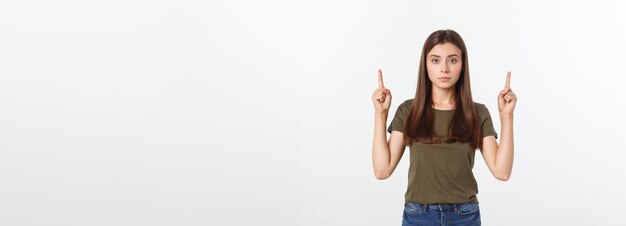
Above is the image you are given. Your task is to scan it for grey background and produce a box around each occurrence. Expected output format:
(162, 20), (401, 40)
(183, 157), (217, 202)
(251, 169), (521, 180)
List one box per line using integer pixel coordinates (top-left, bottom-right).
(1, 0), (625, 225)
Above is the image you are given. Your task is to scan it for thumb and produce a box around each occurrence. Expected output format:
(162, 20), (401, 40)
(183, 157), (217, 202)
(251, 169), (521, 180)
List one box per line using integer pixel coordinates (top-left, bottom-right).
(384, 89), (392, 104)
(498, 89), (507, 104)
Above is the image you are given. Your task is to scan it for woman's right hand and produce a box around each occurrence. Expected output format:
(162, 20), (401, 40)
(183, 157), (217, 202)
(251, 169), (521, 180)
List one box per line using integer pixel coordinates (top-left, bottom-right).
(372, 69), (392, 114)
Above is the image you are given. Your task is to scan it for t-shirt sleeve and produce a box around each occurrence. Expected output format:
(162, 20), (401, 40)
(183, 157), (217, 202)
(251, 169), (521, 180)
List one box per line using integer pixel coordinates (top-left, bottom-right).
(387, 100), (411, 134)
(478, 104), (498, 139)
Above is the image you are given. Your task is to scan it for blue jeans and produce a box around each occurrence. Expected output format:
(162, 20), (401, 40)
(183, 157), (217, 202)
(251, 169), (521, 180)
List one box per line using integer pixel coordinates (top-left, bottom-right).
(402, 202), (481, 226)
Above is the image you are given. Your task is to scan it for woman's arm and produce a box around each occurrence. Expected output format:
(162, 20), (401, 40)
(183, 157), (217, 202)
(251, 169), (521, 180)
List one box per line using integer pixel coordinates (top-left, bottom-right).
(481, 71), (517, 181)
(481, 114), (514, 181)
(372, 112), (406, 180)
(371, 69), (406, 180)
(372, 112), (391, 179)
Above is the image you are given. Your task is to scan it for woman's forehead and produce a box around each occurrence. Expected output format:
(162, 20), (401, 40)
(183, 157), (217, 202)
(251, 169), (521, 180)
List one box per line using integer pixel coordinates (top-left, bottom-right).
(428, 43), (461, 57)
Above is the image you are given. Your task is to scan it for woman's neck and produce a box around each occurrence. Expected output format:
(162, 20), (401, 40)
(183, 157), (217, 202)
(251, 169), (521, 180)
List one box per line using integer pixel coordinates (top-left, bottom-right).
(431, 85), (456, 109)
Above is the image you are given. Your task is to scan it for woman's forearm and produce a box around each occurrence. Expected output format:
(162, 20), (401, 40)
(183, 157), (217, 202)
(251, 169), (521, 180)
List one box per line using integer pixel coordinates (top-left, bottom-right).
(496, 113), (514, 180)
(372, 112), (391, 179)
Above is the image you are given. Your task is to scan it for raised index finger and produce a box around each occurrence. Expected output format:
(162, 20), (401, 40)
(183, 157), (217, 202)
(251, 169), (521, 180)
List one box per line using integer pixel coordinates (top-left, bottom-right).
(504, 71), (511, 89)
(378, 69), (385, 88)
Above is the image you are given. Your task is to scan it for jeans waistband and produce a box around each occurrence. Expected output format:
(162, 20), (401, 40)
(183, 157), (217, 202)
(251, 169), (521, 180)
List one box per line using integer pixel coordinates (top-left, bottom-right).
(424, 203), (461, 210)
(407, 202), (474, 211)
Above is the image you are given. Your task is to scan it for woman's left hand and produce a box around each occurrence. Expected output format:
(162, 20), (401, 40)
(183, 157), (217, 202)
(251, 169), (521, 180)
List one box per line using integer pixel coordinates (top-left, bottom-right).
(498, 71), (517, 115)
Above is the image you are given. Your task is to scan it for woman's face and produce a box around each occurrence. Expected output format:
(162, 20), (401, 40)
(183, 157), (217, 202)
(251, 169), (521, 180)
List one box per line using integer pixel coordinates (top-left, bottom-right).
(426, 42), (463, 90)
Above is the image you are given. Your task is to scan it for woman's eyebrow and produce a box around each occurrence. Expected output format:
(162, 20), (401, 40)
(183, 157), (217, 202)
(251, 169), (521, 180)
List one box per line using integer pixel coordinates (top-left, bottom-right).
(429, 54), (459, 58)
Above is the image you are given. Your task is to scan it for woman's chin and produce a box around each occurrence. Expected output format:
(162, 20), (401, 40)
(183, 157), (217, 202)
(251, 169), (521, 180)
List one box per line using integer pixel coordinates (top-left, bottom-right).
(433, 83), (456, 90)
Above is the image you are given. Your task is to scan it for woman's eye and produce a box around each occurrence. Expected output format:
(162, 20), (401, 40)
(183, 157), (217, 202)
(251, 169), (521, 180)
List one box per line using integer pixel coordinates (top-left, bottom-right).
(449, 59), (457, 63)
(431, 59), (439, 63)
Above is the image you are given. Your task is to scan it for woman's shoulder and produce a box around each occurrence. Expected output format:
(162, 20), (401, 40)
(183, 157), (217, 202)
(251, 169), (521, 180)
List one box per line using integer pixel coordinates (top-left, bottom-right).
(398, 98), (415, 111)
(390, 99), (415, 114)
(472, 101), (487, 109)
(472, 101), (492, 118)
(397, 98), (414, 109)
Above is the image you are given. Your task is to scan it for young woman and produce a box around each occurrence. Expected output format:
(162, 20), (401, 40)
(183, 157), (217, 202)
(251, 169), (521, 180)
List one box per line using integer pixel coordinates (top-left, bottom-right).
(371, 29), (517, 226)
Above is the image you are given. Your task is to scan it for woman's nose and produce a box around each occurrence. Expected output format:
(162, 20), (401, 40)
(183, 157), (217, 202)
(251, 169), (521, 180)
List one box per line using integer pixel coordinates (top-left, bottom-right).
(440, 63), (449, 73)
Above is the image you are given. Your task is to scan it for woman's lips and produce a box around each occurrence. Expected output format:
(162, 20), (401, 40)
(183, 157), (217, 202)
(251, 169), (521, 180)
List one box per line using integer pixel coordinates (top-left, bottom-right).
(439, 77), (451, 82)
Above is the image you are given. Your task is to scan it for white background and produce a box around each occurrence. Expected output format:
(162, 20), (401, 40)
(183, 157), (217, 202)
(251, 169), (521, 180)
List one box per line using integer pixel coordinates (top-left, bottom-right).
(1, 0), (625, 225)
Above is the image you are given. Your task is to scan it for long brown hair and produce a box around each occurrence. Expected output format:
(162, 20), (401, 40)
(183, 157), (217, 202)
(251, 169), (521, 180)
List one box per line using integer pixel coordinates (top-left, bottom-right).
(403, 29), (483, 150)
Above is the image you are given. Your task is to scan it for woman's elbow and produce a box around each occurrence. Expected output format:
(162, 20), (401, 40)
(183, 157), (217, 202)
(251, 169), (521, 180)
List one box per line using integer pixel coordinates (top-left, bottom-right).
(375, 171), (390, 180)
(495, 173), (510, 181)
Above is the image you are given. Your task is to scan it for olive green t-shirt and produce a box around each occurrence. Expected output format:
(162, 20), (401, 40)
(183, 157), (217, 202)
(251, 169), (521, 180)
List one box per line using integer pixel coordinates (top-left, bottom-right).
(387, 98), (498, 205)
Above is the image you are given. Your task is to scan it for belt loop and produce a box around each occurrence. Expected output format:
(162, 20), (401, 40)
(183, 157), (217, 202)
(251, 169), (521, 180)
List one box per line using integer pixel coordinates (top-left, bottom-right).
(453, 203), (458, 213)
(422, 204), (428, 213)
